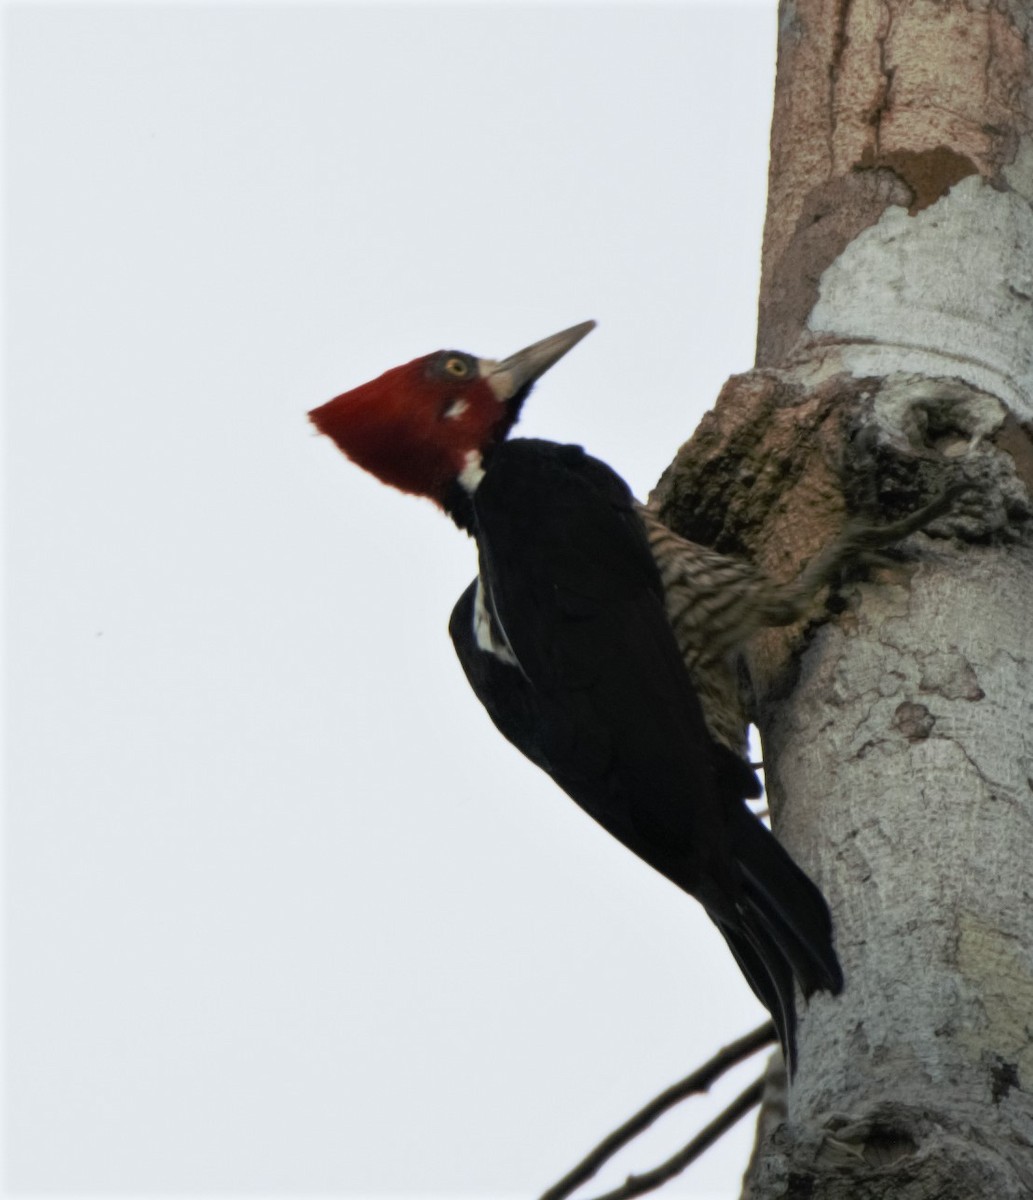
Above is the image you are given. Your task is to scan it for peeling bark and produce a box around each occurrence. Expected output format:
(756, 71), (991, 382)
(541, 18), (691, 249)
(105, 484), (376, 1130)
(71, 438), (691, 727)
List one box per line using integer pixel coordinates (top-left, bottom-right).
(758, 0), (1033, 374)
(652, 1), (1033, 1196)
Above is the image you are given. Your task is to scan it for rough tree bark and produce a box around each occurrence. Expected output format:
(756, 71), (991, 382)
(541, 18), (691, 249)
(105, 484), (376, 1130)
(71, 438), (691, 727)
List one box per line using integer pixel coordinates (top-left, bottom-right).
(651, 2), (1033, 1197)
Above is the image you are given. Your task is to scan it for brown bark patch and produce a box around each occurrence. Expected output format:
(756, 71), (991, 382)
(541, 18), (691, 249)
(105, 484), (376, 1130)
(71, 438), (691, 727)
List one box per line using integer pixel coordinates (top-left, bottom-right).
(893, 700), (935, 742)
(758, 0), (1032, 368)
(651, 369), (855, 564)
(859, 145), (978, 214)
(993, 415), (1033, 501)
(757, 169), (911, 367)
(918, 652), (985, 702)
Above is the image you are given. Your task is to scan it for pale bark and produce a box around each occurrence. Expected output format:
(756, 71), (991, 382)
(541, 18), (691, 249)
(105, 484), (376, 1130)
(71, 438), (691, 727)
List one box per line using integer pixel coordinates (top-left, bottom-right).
(653, 2), (1033, 1196)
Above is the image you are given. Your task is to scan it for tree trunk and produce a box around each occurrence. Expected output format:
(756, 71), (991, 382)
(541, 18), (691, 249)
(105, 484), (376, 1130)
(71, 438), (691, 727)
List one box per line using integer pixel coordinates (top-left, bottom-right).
(653, 2), (1033, 1196)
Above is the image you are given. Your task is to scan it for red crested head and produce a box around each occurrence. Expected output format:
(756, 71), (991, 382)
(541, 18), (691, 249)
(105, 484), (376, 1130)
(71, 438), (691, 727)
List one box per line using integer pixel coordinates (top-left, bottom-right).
(309, 320), (595, 505)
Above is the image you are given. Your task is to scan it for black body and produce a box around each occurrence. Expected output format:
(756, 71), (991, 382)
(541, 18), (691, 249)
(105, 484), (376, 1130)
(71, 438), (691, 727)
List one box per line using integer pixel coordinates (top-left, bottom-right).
(448, 438), (842, 1069)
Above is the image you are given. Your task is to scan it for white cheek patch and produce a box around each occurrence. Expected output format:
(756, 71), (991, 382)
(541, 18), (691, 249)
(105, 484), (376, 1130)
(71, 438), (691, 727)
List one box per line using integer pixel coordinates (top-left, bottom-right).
(458, 449), (486, 494)
(474, 577), (519, 667)
(478, 358), (512, 403)
(443, 397), (468, 420)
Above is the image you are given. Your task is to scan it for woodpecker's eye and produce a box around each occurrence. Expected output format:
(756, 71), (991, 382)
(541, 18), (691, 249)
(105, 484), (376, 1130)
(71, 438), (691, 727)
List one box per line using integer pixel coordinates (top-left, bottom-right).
(428, 351), (476, 384)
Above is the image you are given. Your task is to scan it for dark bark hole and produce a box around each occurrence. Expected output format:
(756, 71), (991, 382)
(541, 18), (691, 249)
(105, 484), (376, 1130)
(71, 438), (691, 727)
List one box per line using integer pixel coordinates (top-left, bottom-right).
(861, 1123), (918, 1166)
(990, 1055), (1020, 1104)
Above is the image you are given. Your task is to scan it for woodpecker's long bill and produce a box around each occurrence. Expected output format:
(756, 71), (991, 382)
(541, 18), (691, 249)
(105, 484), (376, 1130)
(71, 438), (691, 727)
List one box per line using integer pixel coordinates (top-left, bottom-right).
(310, 321), (843, 1071)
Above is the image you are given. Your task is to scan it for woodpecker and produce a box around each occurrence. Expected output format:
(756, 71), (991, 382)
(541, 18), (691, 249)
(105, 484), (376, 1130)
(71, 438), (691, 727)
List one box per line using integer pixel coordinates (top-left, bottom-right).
(310, 320), (845, 1070)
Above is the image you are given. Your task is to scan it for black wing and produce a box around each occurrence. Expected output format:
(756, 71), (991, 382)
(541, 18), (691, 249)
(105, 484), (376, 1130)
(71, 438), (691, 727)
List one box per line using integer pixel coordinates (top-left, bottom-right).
(468, 441), (728, 862)
(449, 439), (841, 1069)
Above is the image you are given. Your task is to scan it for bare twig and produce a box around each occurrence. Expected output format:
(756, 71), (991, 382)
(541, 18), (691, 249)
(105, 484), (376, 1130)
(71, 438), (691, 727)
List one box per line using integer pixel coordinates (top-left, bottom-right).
(539, 1021), (775, 1200)
(582, 1077), (765, 1200)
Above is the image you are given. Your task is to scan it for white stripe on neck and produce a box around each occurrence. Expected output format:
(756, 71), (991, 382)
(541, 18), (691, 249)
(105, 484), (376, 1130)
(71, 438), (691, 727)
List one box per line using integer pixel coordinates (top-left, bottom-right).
(458, 449), (485, 493)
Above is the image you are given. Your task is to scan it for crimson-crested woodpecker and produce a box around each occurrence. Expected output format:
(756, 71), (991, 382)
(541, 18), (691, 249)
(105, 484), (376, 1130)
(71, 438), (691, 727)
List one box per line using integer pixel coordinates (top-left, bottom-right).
(309, 320), (844, 1070)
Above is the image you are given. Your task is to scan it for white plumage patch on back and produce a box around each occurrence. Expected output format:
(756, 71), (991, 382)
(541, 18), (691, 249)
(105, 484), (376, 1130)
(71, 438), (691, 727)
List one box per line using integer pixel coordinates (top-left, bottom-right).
(473, 576), (519, 667)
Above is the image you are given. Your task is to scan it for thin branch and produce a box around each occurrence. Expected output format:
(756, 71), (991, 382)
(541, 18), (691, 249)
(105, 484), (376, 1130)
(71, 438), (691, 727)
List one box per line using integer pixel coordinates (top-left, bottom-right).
(539, 1021), (775, 1200)
(583, 1077), (765, 1200)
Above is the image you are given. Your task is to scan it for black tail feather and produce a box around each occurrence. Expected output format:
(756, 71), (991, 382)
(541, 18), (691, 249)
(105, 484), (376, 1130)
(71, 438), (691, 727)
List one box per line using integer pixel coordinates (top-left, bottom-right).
(718, 921), (798, 1073)
(732, 808), (843, 997)
(712, 807), (843, 1074)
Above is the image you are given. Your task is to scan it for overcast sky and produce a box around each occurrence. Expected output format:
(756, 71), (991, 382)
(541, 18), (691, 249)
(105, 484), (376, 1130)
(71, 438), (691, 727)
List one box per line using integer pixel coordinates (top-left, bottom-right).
(5, 3), (778, 1197)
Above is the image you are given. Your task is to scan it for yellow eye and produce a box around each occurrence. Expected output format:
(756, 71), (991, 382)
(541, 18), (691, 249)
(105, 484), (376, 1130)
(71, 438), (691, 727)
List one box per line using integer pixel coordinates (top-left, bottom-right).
(444, 357), (468, 377)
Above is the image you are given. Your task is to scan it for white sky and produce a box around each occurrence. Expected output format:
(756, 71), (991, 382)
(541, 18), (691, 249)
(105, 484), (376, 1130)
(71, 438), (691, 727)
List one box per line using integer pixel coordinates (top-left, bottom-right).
(4, 2), (779, 1197)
